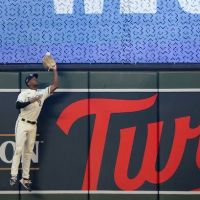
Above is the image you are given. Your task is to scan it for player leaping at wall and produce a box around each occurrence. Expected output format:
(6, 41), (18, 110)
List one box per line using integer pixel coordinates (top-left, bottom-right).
(10, 53), (58, 191)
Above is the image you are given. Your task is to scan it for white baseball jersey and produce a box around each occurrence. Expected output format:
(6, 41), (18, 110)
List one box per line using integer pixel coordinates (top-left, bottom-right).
(17, 87), (51, 122)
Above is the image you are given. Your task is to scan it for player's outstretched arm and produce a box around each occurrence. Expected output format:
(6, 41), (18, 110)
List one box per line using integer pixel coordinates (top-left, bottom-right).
(49, 65), (59, 94)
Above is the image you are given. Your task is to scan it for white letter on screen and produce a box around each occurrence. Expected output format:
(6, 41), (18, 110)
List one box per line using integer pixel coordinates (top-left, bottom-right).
(54, 0), (104, 14)
(178, 0), (200, 14)
(54, 0), (74, 14)
(120, 0), (157, 14)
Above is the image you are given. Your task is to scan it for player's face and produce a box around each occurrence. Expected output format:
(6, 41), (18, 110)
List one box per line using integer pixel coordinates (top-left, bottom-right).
(28, 77), (38, 88)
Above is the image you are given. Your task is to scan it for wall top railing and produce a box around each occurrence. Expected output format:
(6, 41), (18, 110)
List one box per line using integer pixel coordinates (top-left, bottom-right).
(0, 63), (200, 72)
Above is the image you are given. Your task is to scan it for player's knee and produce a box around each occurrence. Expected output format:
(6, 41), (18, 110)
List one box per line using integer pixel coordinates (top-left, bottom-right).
(25, 148), (33, 154)
(15, 147), (23, 155)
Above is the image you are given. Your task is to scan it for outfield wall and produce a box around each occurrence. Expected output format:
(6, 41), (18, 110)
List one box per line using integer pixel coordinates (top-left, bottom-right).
(0, 70), (200, 200)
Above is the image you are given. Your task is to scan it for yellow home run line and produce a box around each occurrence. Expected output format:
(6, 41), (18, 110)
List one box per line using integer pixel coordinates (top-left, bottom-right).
(0, 134), (40, 136)
(0, 168), (39, 171)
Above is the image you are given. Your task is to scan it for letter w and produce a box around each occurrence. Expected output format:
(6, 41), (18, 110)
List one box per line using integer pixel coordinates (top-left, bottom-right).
(54, 0), (200, 14)
(53, 0), (104, 14)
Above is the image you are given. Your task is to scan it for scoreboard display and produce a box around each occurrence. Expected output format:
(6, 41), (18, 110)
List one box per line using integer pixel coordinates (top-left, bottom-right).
(0, 0), (200, 63)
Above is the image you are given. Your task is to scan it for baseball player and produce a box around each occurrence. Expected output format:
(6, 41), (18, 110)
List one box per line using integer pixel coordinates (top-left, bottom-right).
(10, 65), (58, 191)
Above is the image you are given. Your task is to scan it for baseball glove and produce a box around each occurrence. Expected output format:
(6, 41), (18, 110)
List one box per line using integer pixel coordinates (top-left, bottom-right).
(42, 52), (56, 70)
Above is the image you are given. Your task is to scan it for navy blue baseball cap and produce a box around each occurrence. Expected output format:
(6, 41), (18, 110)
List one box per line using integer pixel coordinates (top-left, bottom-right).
(25, 73), (38, 86)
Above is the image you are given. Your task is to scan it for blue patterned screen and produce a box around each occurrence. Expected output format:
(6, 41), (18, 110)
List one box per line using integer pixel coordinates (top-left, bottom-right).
(0, 0), (200, 63)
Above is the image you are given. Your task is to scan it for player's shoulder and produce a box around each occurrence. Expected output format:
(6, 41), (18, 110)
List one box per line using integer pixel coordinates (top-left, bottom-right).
(36, 86), (47, 94)
(37, 86), (50, 92)
(19, 89), (32, 96)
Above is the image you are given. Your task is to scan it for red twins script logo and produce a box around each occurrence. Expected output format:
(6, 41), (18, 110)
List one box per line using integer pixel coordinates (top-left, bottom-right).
(56, 94), (200, 190)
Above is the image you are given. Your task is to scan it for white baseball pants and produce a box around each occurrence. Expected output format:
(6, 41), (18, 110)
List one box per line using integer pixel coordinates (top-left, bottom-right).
(11, 117), (37, 179)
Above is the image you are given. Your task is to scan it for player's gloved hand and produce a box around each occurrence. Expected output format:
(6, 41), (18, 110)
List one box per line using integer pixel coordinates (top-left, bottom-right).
(42, 52), (56, 71)
(29, 95), (42, 103)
